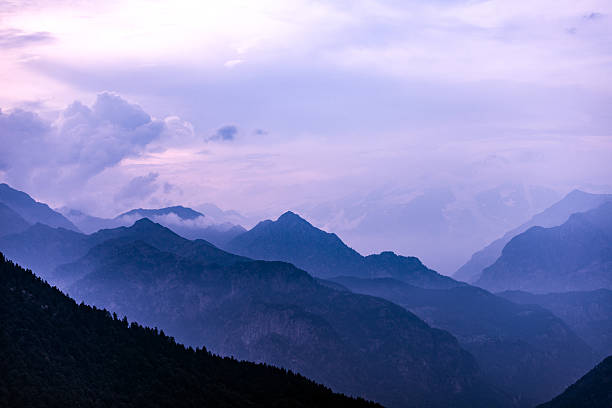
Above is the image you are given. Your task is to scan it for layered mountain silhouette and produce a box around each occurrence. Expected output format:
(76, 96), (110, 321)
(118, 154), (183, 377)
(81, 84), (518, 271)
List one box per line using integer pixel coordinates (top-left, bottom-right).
(331, 276), (595, 406)
(62, 204), (246, 247)
(0, 253), (378, 408)
(476, 202), (612, 293)
(500, 289), (612, 357)
(0, 216), (506, 407)
(537, 355), (612, 408)
(455, 190), (612, 283)
(227, 211), (460, 288)
(0, 183), (79, 231)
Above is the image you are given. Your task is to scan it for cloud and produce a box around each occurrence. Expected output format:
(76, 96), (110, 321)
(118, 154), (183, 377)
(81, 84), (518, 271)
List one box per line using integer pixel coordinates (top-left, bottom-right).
(0, 29), (53, 49)
(210, 125), (238, 141)
(114, 172), (160, 205)
(584, 12), (604, 20)
(0, 92), (199, 200)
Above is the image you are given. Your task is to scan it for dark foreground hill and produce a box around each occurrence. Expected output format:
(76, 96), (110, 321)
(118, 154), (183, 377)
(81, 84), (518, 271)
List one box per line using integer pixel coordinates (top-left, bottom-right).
(537, 356), (612, 408)
(0, 253), (378, 408)
(332, 276), (595, 407)
(476, 202), (612, 293)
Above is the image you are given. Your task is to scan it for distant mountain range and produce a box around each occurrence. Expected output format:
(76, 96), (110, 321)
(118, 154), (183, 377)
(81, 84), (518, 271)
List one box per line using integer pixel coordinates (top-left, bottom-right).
(475, 202), (612, 293)
(330, 276), (595, 406)
(500, 289), (612, 358)
(226, 211), (460, 288)
(0, 183), (79, 231)
(60, 204), (246, 247)
(0, 253), (378, 408)
(455, 190), (612, 283)
(537, 355), (612, 408)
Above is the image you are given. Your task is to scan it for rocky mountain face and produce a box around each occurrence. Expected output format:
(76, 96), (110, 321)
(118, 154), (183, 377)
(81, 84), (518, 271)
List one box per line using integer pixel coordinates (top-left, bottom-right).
(227, 211), (461, 288)
(61, 234), (505, 408)
(500, 289), (612, 358)
(455, 190), (612, 283)
(537, 355), (612, 408)
(0, 183), (79, 231)
(0, 253), (379, 408)
(331, 276), (595, 407)
(475, 202), (612, 293)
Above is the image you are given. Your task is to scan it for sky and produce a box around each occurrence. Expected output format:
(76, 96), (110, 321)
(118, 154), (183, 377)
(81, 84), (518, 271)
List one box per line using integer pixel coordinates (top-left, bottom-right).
(1, 0), (612, 273)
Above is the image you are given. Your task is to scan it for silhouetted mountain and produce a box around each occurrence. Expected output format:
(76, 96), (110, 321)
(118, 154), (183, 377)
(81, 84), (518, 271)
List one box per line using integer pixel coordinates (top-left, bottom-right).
(500, 289), (612, 358)
(0, 223), (89, 277)
(0, 253), (378, 408)
(61, 235), (506, 408)
(227, 211), (365, 278)
(227, 211), (461, 288)
(63, 205), (246, 247)
(537, 356), (612, 408)
(0, 183), (79, 231)
(331, 276), (595, 407)
(476, 202), (612, 293)
(0, 202), (30, 236)
(0, 218), (245, 286)
(455, 190), (612, 283)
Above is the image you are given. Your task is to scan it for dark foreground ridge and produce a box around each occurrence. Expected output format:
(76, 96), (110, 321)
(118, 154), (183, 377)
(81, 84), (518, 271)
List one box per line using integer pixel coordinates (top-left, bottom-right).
(0, 252), (378, 408)
(537, 355), (612, 408)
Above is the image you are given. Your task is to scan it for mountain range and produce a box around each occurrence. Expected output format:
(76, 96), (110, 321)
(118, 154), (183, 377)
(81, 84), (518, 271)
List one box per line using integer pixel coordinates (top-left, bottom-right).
(455, 190), (612, 283)
(475, 202), (612, 293)
(0, 253), (377, 408)
(226, 211), (460, 288)
(61, 204), (246, 247)
(59, 220), (505, 408)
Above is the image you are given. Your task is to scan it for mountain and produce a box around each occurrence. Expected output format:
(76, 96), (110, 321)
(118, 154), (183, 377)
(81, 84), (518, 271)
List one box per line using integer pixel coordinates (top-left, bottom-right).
(0, 202), (30, 236)
(227, 211), (461, 288)
(0, 218), (246, 286)
(500, 289), (612, 357)
(475, 202), (612, 293)
(60, 230), (506, 408)
(537, 356), (612, 408)
(63, 205), (246, 247)
(226, 211), (365, 277)
(0, 253), (377, 408)
(331, 276), (595, 407)
(300, 184), (561, 274)
(0, 183), (79, 231)
(455, 190), (612, 283)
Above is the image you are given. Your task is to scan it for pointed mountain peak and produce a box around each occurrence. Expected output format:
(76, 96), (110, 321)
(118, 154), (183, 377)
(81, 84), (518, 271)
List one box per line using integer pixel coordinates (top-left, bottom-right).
(277, 210), (309, 224)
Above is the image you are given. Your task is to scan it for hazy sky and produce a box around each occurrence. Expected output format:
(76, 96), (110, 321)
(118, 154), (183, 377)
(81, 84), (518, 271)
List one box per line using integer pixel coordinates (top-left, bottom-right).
(1, 0), (612, 269)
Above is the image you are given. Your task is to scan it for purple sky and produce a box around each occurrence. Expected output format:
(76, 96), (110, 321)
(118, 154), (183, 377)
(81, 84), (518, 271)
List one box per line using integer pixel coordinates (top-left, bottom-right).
(1, 0), (612, 273)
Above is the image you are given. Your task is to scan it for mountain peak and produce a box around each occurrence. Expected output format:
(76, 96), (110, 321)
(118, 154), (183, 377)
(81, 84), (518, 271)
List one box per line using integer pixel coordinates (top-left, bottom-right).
(278, 210), (306, 222)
